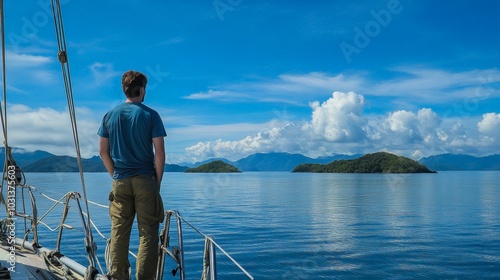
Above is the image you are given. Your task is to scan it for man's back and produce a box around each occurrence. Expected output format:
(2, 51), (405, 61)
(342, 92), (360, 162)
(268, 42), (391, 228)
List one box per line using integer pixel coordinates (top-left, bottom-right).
(98, 102), (165, 179)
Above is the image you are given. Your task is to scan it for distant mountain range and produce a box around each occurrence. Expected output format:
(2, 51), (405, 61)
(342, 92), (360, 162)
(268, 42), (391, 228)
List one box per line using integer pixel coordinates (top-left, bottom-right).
(419, 154), (500, 171)
(0, 148), (54, 168)
(0, 148), (499, 172)
(22, 155), (107, 172)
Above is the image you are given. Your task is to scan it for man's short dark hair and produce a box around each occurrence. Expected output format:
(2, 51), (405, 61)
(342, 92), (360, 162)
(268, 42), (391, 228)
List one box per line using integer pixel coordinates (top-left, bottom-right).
(122, 70), (148, 98)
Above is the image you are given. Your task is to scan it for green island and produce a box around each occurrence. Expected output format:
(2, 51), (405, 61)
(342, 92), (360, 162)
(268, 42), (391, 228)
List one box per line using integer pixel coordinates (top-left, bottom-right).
(185, 160), (241, 173)
(292, 152), (436, 173)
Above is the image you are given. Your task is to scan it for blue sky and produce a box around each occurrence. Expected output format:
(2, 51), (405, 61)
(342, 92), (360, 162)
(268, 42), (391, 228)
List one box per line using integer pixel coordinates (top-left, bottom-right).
(2, 0), (500, 163)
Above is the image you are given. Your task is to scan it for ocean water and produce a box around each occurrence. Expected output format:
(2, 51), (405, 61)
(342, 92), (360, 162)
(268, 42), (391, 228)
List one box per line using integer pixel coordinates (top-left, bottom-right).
(17, 171), (500, 279)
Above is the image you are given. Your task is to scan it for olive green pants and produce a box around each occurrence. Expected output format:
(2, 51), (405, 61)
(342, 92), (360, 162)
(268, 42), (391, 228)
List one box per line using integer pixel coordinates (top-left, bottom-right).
(108, 174), (164, 280)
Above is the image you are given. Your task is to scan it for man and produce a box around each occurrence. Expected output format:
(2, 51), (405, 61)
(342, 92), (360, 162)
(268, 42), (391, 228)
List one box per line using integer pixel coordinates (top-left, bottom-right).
(98, 70), (167, 280)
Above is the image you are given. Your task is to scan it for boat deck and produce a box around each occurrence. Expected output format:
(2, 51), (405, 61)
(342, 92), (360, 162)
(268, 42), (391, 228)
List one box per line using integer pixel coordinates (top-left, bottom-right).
(0, 240), (64, 280)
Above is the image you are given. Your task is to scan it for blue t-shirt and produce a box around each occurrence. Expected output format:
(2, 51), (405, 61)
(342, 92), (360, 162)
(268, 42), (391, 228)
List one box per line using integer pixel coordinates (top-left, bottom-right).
(97, 102), (167, 179)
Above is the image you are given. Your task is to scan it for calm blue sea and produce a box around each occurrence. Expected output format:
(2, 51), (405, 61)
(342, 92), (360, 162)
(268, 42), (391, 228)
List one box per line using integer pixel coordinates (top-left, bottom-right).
(20, 171), (500, 279)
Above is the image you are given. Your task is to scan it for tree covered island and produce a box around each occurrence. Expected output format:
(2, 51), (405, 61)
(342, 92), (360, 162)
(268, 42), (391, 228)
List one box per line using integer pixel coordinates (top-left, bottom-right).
(185, 160), (241, 173)
(292, 152), (436, 173)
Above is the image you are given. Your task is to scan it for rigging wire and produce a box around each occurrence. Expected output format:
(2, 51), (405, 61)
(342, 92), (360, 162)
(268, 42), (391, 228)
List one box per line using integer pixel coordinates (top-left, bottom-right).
(0, 0), (9, 206)
(0, 0), (8, 146)
(49, 0), (98, 272)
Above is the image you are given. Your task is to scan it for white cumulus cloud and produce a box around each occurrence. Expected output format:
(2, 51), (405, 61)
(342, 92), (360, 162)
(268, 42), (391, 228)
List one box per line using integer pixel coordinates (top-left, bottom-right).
(478, 113), (500, 137)
(185, 122), (308, 162)
(308, 91), (366, 142)
(3, 105), (100, 158)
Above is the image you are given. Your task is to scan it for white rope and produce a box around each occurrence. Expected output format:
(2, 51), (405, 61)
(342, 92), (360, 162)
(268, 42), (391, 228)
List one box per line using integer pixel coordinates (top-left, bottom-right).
(23, 183), (136, 275)
(20, 184), (111, 273)
(29, 185), (110, 240)
(87, 200), (109, 209)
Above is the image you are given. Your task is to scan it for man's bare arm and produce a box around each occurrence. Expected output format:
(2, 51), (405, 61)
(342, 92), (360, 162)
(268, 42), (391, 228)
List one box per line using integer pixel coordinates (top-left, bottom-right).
(153, 137), (165, 186)
(99, 137), (114, 177)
